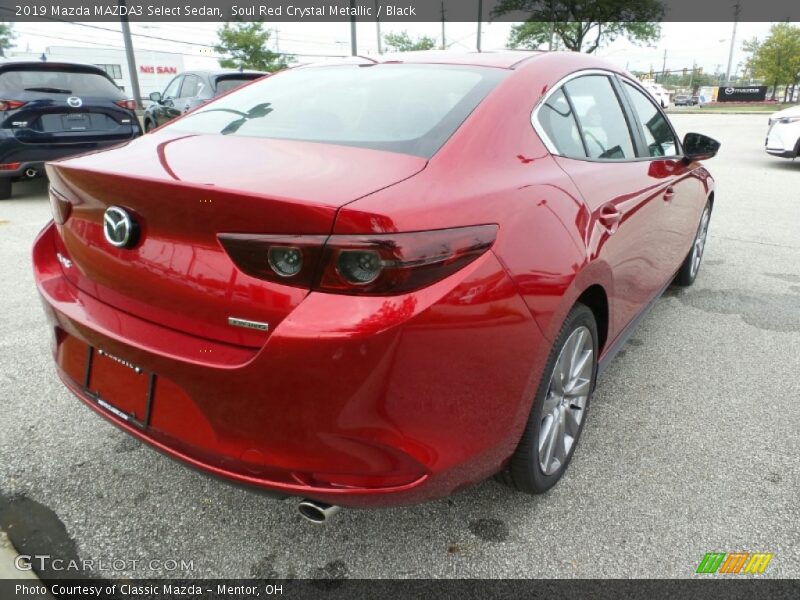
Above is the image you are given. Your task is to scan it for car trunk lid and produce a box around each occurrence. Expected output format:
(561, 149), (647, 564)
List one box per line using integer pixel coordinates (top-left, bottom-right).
(47, 133), (427, 348)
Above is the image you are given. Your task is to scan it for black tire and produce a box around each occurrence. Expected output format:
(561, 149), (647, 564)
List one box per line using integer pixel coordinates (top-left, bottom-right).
(0, 178), (11, 200)
(674, 200), (711, 287)
(500, 303), (598, 494)
(144, 120), (154, 133)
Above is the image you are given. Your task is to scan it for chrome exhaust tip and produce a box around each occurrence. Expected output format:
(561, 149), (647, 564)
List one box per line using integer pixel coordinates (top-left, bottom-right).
(25, 168), (37, 178)
(298, 499), (340, 524)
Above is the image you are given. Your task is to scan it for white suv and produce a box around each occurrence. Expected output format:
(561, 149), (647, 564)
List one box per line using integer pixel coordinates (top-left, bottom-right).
(766, 104), (800, 159)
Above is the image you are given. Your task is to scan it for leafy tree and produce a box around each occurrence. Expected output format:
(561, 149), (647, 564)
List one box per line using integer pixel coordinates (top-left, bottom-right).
(494, 0), (662, 53)
(0, 23), (16, 58)
(741, 24), (800, 100)
(215, 22), (291, 72)
(383, 31), (437, 52)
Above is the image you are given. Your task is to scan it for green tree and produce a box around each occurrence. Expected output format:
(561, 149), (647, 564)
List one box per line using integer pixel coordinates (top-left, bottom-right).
(494, 0), (662, 53)
(383, 31), (437, 52)
(214, 22), (291, 72)
(741, 24), (800, 100)
(0, 23), (16, 58)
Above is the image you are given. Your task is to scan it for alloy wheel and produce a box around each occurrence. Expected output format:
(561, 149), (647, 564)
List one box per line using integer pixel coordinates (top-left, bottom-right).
(538, 326), (594, 476)
(690, 207), (711, 278)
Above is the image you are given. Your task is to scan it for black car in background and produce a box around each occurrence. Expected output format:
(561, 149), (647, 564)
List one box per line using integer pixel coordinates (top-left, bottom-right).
(143, 69), (266, 131)
(0, 61), (141, 199)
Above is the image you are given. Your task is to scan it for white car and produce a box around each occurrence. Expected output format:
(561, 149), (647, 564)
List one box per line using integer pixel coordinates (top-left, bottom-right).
(766, 104), (800, 159)
(639, 81), (670, 108)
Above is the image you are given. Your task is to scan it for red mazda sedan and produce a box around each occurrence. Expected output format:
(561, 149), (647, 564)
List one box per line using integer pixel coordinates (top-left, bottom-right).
(33, 51), (719, 522)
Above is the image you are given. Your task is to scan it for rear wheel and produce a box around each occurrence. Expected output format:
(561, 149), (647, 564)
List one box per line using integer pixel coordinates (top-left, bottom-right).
(144, 120), (154, 133)
(500, 303), (598, 494)
(0, 178), (11, 200)
(674, 201), (711, 287)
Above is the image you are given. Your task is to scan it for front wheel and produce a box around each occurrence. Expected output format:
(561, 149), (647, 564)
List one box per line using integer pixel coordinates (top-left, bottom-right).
(674, 201), (711, 287)
(500, 303), (598, 494)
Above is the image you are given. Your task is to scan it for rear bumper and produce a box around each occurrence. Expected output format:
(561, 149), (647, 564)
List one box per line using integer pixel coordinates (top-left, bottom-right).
(33, 221), (546, 508)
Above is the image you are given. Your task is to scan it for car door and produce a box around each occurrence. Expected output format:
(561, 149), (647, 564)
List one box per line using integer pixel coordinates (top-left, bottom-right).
(177, 73), (203, 114)
(536, 72), (672, 342)
(619, 79), (706, 276)
(156, 75), (183, 126)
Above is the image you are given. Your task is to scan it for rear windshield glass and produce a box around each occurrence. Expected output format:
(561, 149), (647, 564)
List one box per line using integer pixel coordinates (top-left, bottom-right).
(0, 68), (123, 97)
(166, 64), (508, 158)
(214, 76), (261, 95)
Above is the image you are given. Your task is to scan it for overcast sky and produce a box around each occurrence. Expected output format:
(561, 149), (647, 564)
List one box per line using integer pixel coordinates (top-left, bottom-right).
(8, 20), (782, 77)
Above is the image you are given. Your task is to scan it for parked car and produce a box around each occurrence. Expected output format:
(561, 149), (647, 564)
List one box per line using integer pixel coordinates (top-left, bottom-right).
(765, 104), (800, 159)
(674, 94), (699, 106)
(33, 52), (719, 522)
(143, 69), (266, 131)
(0, 61), (140, 199)
(639, 81), (671, 108)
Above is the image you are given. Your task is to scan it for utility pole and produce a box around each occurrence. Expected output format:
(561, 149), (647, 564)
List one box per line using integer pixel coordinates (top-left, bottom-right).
(350, 0), (357, 56)
(274, 28), (280, 53)
(476, 0), (482, 52)
(440, 0), (446, 50)
(660, 48), (667, 84)
(375, 0), (382, 54)
(688, 60), (696, 90)
(119, 0), (142, 108)
(548, 0), (555, 51)
(725, 0), (741, 84)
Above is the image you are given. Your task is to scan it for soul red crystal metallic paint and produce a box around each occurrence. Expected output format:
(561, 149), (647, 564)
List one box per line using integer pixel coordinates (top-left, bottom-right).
(33, 52), (715, 508)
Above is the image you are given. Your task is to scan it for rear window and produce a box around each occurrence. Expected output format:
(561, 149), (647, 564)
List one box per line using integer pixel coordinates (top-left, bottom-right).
(166, 64), (508, 158)
(214, 76), (261, 95)
(0, 67), (123, 97)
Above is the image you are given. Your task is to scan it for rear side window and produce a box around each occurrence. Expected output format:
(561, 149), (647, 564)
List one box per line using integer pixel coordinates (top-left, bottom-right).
(623, 82), (678, 157)
(564, 75), (636, 160)
(214, 77), (259, 96)
(537, 88), (586, 158)
(165, 64), (508, 158)
(180, 74), (203, 98)
(0, 68), (123, 97)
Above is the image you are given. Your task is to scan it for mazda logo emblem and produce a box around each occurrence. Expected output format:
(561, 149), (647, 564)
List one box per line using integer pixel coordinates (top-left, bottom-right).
(103, 206), (139, 249)
(67, 96), (83, 108)
(724, 87), (734, 95)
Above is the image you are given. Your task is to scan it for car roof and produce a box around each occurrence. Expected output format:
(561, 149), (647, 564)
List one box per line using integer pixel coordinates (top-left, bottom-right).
(316, 50), (545, 70)
(0, 60), (110, 75)
(184, 69), (267, 77)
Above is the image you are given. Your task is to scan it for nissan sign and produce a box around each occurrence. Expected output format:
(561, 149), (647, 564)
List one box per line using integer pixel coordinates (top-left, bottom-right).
(716, 86), (768, 102)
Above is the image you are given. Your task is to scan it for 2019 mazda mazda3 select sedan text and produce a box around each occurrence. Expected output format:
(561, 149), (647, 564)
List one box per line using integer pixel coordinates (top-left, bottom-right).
(0, 61), (141, 199)
(33, 52), (719, 522)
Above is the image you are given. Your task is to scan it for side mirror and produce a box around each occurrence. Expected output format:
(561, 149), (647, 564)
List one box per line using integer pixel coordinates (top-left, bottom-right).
(148, 91), (162, 103)
(682, 132), (720, 162)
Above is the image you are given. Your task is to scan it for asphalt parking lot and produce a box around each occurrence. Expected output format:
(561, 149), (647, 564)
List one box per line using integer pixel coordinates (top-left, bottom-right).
(0, 113), (798, 579)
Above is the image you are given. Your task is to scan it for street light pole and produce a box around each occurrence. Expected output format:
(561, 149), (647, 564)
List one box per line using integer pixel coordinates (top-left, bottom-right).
(119, 0), (142, 108)
(349, 0), (357, 56)
(476, 0), (482, 52)
(725, 0), (741, 84)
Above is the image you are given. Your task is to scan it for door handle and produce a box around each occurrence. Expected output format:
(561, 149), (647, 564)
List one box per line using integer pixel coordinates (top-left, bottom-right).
(598, 204), (622, 233)
(663, 186), (675, 202)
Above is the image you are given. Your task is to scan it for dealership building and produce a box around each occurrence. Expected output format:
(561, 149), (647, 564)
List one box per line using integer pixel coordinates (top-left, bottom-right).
(8, 45), (186, 102)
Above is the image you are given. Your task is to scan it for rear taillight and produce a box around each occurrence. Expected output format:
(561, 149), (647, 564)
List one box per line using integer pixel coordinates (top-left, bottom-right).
(0, 100), (26, 111)
(115, 99), (138, 110)
(219, 225), (498, 295)
(48, 187), (72, 225)
(0, 162), (21, 171)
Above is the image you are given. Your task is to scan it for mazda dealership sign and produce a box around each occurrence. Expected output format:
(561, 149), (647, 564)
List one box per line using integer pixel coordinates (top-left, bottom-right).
(717, 86), (768, 102)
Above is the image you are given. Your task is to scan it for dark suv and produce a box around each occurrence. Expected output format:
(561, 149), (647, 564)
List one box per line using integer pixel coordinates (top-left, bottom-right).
(143, 69), (265, 132)
(0, 61), (141, 199)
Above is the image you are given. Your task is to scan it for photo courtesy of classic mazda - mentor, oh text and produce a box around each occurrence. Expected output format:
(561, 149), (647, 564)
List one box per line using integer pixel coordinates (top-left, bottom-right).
(32, 51), (719, 524)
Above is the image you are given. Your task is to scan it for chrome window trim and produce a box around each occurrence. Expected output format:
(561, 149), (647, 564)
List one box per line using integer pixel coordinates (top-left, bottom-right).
(531, 68), (684, 162)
